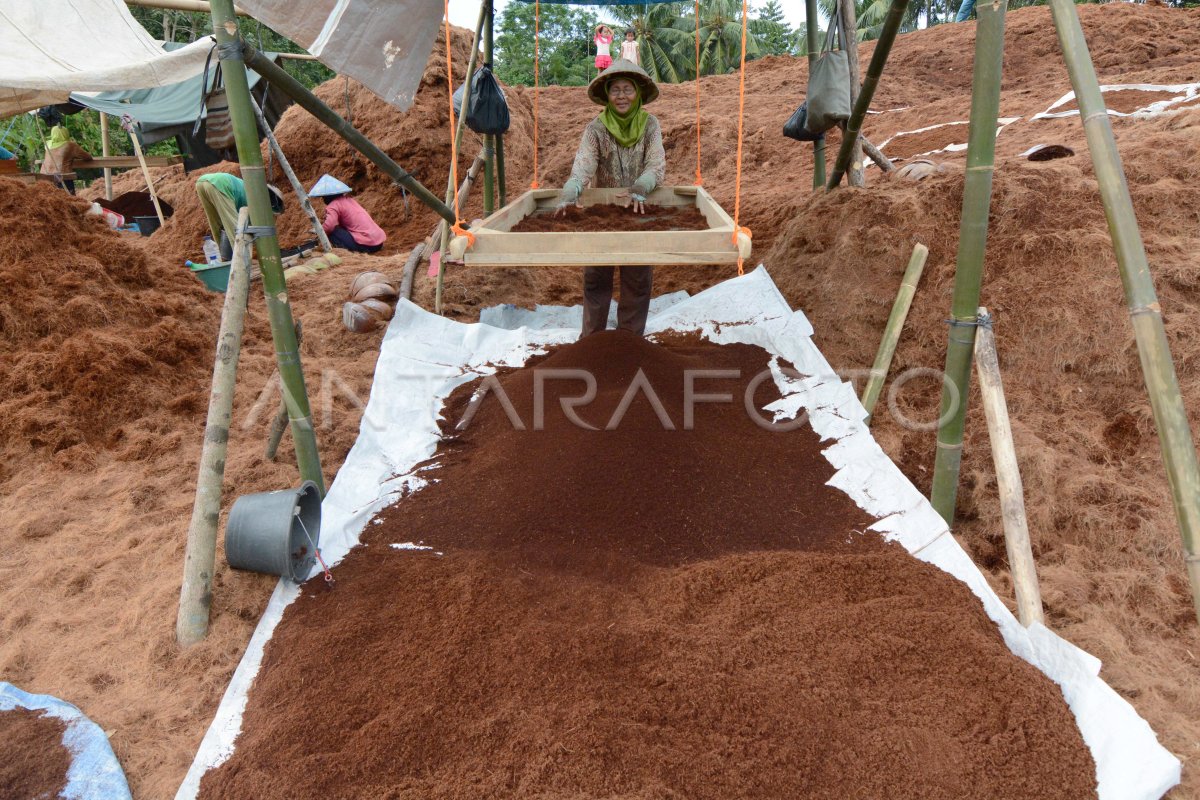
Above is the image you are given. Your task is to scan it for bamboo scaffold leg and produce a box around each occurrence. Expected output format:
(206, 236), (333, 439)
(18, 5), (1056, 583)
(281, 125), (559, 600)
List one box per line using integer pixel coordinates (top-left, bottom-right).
(211, 0), (325, 496)
(861, 244), (928, 422)
(176, 209), (252, 647)
(974, 308), (1044, 627)
(804, 0), (826, 189)
(1048, 0), (1200, 624)
(827, 0), (912, 190)
(250, 97), (332, 253)
(930, 0), (1007, 524)
(837, 0), (865, 187)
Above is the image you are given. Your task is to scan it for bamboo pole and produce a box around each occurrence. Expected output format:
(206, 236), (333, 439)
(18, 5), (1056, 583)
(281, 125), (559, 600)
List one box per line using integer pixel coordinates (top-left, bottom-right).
(1048, 0), (1200, 623)
(837, 0), (865, 187)
(973, 307), (1044, 627)
(265, 320), (304, 460)
(861, 243), (928, 421)
(483, 0), (496, 215)
(126, 0), (247, 15)
(436, 2), (489, 314)
(436, 152), (487, 314)
(242, 44), (455, 225)
(100, 112), (113, 201)
(805, 0), (826, 189)
(860, 134), (895, 173)
(211, 0), (325, 495)
(929, 0), (1006, 524)
(249, 97), (332, 253)
(496, 133), (507, 207)
(176, 208), (252, 647)
(119, 116), (166, 225)
(827, 0), (912, 190)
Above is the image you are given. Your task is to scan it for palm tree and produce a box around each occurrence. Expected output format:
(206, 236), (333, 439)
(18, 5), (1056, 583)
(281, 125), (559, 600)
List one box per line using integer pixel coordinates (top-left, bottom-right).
(608, 3), (695, 84)
(692, 0), (760, 76)
(818, 0), (920, 41)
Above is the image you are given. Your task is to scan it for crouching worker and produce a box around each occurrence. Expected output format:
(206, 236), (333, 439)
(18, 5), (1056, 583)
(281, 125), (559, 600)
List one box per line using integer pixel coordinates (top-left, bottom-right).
(309, 174), (386, 254)
(195, 172), (284, 259)
(556, 60), (665, 337)
(41, 125), (92, 195)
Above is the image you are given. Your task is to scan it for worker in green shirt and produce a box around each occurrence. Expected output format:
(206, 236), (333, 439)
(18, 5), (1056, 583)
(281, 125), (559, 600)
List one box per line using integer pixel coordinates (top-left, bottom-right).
(195, 172), (284, 258)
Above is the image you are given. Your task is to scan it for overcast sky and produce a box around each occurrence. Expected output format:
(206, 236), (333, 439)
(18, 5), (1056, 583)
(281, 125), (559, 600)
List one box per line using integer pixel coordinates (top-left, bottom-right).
(446, 0), (809, 30)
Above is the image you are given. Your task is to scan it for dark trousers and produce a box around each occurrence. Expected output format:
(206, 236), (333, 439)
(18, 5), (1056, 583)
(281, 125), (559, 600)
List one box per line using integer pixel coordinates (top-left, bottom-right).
(582, 266), (653, 336)
(328, 225), (383, 253)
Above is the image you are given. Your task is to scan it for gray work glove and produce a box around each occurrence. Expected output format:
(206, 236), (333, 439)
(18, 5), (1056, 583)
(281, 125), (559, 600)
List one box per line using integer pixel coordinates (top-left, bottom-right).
(631, 172), (657, 200)
(557, 178), (584, 212)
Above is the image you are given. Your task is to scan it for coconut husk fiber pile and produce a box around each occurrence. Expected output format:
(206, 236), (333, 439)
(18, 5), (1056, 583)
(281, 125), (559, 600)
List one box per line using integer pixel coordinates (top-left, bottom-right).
(199, 331), (1097, 799)
(1, 175), (403, 796)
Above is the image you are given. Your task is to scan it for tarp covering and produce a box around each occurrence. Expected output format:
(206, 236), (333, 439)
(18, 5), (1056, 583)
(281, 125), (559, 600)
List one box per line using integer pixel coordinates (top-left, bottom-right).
(0, 0), (212, 117)
(234, 0), (444, 111)
(177, 268), (1180, 800)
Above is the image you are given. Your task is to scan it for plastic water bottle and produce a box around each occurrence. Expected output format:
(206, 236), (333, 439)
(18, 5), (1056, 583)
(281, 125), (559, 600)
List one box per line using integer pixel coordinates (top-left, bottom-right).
(202, 235), (220, 264)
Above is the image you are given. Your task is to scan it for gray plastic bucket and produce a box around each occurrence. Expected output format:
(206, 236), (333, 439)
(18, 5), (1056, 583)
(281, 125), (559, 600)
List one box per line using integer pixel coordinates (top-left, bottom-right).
(225, 481), (322, 582)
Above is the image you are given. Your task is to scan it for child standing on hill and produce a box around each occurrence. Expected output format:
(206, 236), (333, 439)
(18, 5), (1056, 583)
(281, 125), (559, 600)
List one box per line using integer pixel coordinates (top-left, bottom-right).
(619, 29), (640, 66)
(594, 25), (614, 71)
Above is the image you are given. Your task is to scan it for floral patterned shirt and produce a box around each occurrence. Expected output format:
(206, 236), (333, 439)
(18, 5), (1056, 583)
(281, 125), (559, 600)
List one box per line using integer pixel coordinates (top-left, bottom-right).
(565, 114), (667, 193)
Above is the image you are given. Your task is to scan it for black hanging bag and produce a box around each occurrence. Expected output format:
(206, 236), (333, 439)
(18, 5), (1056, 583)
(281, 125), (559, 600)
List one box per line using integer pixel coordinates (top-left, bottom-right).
(465, 66), (510, 136)
(783, 101), (825, 142)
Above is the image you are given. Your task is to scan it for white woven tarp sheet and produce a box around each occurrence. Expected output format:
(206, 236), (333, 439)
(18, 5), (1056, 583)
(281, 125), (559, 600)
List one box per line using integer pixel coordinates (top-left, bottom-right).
(177, 267), (1180, 800)
(0, 0), (211, 117)
(235, 0), (444, 110)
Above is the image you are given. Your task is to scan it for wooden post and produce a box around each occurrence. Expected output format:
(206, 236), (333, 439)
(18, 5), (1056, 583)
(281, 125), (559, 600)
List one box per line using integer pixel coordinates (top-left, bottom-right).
(120, 115), (166, 225)
(805, 0), (826, 189)
(827, 0), (912, 190)
(249, 96), (332, 253)
(100, 112), (113, 201)
(1048, 0), (1200, 624)
(496, 133), (507, 207)
(483, 0), (496, 215)
(861, 243), (928, 421)
(212, 0), (325, 495)
(974, 308), (1044, 627)
(176, 208), (252, 647)
(837, 0), (865, 187)
(436, 152), (487, 314)
(930, 0), (1006, 523)
(860, 134), (895, 173)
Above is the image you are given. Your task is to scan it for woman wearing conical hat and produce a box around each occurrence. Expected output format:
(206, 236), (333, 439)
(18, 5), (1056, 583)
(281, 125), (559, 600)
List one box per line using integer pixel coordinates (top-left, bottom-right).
(309, 173), (387, 254)
(556, 59), (666, 338)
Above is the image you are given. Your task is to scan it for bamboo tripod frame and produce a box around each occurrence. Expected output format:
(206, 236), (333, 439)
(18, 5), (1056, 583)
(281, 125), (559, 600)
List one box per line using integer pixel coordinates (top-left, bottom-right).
(926, 0), (1200, 622)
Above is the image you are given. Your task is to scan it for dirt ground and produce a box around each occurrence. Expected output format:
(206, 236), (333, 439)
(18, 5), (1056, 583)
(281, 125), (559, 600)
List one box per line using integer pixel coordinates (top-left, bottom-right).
(2, 2), (1198, 797)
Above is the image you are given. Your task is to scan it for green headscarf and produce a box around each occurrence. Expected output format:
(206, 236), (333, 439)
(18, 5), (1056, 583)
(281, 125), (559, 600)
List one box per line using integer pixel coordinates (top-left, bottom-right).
(48, 125), (71, 149)
(598, 81), (649, 149)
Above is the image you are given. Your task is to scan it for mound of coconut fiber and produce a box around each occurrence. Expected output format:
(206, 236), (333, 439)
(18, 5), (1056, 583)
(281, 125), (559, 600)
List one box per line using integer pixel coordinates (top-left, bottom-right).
(0, 707), (70, 800)
(199, 332), (1097, 799)
(0, 179), (217, 478)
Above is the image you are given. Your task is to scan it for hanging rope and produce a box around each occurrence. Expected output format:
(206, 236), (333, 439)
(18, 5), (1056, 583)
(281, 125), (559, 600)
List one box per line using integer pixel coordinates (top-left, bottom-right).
(693, 0), (703, 186)
(530, 0), (541, 189)
(732, 0), (752, 275)
(441, 0), (475, 245)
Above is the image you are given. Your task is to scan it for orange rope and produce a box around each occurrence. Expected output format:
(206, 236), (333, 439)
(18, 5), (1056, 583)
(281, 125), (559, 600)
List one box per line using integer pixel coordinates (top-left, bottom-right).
(530, 0), (541, 189)
(732, 0), (751, 275)
(441, 0), (474, 246)
(693, 0), (702, 186)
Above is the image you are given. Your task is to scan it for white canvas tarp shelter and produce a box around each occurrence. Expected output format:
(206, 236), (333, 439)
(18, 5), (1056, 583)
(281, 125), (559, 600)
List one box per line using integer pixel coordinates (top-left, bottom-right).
(235, 0), (444, 110)
(0, 0), (211, 117)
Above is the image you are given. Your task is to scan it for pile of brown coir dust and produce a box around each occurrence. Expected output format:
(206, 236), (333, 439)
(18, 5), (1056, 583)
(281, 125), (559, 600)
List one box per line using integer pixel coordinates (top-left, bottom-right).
(509, 203), (710, 234)
(0, 707), (71, 800)
(199, 332), (1097, 800)
(0, 175), (407, 796)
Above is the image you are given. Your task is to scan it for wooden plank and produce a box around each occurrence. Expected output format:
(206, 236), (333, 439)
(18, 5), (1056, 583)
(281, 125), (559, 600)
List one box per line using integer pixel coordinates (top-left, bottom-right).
(464, 251), (741, 267)
(36, 155), (184, 170)
(474, 191), (538, 233)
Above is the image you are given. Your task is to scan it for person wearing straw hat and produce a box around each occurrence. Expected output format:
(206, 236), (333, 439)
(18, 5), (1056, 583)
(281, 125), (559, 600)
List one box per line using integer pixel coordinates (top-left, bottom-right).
(309, 174), (387, 254)
(556, 59), (666, 337)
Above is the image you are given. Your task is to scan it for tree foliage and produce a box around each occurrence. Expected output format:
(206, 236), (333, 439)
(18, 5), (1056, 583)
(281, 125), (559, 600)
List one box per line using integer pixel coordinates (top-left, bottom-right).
(495, 3), (600, 87)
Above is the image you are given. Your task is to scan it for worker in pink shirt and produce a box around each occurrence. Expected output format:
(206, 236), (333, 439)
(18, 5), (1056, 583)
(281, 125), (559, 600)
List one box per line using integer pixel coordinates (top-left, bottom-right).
(309, 174), (387, 253)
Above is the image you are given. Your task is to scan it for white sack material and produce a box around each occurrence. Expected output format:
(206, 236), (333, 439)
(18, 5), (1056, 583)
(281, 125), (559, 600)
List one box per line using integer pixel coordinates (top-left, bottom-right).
(1033, 82), (1200, 120)
(177, 268), (1180, 800)
(0, 0), (212, 117)
(235, 0), (444, 111)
